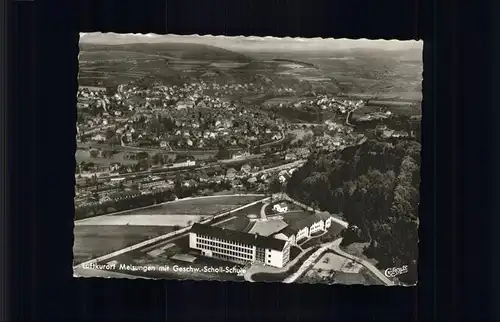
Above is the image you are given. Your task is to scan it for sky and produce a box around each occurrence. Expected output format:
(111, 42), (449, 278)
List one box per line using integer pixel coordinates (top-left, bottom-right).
(79, 32), (423, 52)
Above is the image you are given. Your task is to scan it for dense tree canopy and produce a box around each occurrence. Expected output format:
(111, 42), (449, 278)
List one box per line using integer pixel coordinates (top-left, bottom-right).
(286, 138), (420, 283)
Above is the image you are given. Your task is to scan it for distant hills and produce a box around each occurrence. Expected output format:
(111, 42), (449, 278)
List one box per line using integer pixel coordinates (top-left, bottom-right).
(78, 34), (422, 99)
(80, 42), (252, 63)
(80, 32), (423, 54)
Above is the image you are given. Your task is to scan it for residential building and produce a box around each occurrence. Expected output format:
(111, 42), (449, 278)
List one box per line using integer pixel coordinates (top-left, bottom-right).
(91, 133), (106, 142)
(226, 168), (237, 179)
(171, 160), (196, 168)
(240, 164), (252, 174)
(382, 130), (395, 138)
(79, 86), (107, 93)
(140, 180), (167, 190)
(232, 151), (250, 160)
(189, 223), (291, 268)
(247, 177), (258, 184)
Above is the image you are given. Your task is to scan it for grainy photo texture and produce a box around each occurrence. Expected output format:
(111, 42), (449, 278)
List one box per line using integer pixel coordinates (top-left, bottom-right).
(74, 33), (422, 286)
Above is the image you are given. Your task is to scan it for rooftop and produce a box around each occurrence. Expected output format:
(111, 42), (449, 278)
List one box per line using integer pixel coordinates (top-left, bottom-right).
(248, 219), (288, 237)
(282, 211), (334, 234)
(190, 223), (287, 251)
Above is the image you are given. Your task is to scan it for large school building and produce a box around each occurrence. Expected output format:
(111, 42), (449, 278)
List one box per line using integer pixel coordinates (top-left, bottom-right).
(188, 212), (339, 268)
(189, 223), (291, 268)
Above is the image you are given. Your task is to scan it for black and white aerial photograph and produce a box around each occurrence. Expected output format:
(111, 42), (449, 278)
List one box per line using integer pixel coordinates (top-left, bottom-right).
(74, 32), (422, 286)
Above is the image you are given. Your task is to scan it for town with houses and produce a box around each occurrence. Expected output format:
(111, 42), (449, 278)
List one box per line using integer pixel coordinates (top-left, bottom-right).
(74, 33), (421, 286)
(75, 80), (380, 210)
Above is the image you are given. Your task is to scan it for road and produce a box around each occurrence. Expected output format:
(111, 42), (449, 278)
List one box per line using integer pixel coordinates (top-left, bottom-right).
(283, 240), (336, 284)
(82, 125), (116, 136)
(252, 160), (306, 176)
(260, 202), (269, 220)
(330, 238), (395, 286)
(78, 134), (284, 155)
(345, 105), (360, 127)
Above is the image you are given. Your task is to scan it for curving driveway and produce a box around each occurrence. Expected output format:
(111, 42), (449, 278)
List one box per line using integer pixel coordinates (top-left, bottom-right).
(283, 241), (336, 283)
(244, 244), (318, 282)
(260, 202), (269, 221)
(330, 238), (395, 286)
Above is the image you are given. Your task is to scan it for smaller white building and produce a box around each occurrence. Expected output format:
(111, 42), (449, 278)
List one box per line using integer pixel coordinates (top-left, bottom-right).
(273, 203), (289, 213)
(273, 211), (335, 245)
(91, 133), (106, 142)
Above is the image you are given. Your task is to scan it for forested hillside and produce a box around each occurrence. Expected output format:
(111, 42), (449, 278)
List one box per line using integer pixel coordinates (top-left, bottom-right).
(286, 139), (420, 283)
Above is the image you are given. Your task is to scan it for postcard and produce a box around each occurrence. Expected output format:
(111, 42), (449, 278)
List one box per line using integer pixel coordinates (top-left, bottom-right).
(74, 32), (421, 286)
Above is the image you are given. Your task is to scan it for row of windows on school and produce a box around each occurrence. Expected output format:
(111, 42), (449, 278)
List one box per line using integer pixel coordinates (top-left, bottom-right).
(197, 243), (254, 260)
(196, 236), (255, 253)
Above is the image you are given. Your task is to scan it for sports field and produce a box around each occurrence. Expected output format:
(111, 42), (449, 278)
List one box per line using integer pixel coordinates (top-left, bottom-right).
(73, 195), (265, 265)
(115, 195), (265, 217)
(73, 225), (175, 265)
(75, 214), (209, 227)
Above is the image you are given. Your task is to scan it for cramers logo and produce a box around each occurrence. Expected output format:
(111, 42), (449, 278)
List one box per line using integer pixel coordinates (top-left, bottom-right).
(384, 265), (408, 278)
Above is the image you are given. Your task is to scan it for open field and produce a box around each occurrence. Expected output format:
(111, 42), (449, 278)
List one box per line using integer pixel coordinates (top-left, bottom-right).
(79, 42), (255, 88)
(75, 214), (208, 227)
(263, 96), (304, 107)
(79, 36), (421, 101)
(74, 196), (265, 265)
(111, 195), (264, 217)
(75, 196), (265, 226)
(352, 103), (421, 120)
(244, 49), (421, 98)
(101, 235), (246, 281)
(313, 251), (362, 273)
(75, 150), (138, 166)
(73, 225), (175, 264)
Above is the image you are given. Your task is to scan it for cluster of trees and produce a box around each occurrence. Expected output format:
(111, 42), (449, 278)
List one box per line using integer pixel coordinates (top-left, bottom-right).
(75, 189), (177, 220)
(286, 139), (420, 284)
(75, 176), (237, 220)
(354, 114), (421, 138)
